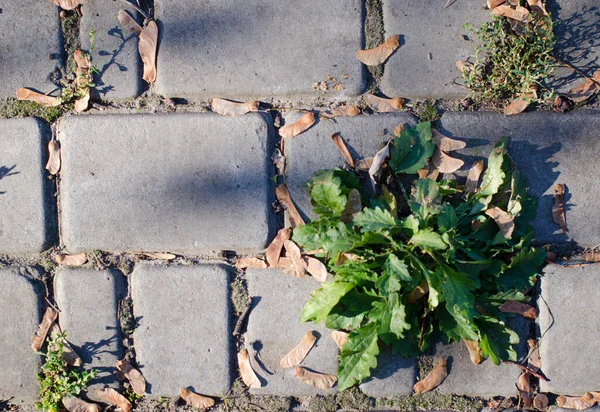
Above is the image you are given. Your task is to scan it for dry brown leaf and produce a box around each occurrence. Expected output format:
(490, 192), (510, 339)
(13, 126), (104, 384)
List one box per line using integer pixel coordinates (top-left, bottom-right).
(73, 50), (89, 72)
(527, 339), (541, 372)
(466, 161), (484, 194)
(417, 164), (440, 180)
(279, 112), (316, 138)
(463, 340), (483, 365)
(553, 184), (567, 233)
(96, 388), (132, 412)
(556, 395), (595, 410)
(331, 133), (355, 168)
(527, 0), (548, 16)
(212, 98), (259, 117)
(50, 324), (82, 367)
(518, 372), (533, 409)
(272, 149), (286, 176)
(143, 252), (176, 260)
(331, 331), (349, 349)
(407, 282), (429, 304)
(498, 300), (537, 319)
(275, 256), (296, 276)
(32, 306), (58, 351)
(265, 228), (292, 267)
(583, 251), (600, 262)
(355, 157), (373, 172)
(74, 93), (90, 113)
(321, 105), (361, 119)
(369, 144), (390, 182)
(16, 88), (61, 107)
(355, 35), (400, 66)
(236, 257), (268, 269)
(413, 357), (448, 394)
(280, 331), (317, 368)
(456, 60), (473, 73)
(485, 206), (515, 238)
(275, 184), (305, 228)
(139, 21), (158, 83)
(582, 392), (600, 403)
(54, 252), (88, 266)
(340, 189), (362, 223)
(566, 70), (600, 102)
(533, 393), (549, 410)
(117, 9), (142, 35)
(432, 148), (464, 174)
(432, 129), (466, 152)
(546, 251), (557, 262)
(238, 348), (261, 388)
(365, 94), (404, 112)
(48, 0), (84, 10)
(295, 367), (337, 389)
(46, 141), (61, 175)
(392, 124), (405, 136)
(62, 396), (101, 412)
(335, 253), (360, 266)
(487, 0), (505, 9)
(504, 99), (529, 115)
(284, 240), (307, 278)
(179, 387), (215, 409)
(492, 5), (530, 22)
(306, 257), (328, 282)
(116, 360), (146, 396)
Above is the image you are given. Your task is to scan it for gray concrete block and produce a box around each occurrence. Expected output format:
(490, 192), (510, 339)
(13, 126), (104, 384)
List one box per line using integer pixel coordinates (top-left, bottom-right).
(131, 263), (232, 397)
(246, 268), (339, 396)
(81, 0), (143, 100)
(58, 113), (274, 254)
(0, 268), (42, 402)
(0, 118), (55, 254)
(359, 348), (416, 397)
(539, 264), (600, 395)
(54, 268), (124, 401)
(284, 113), (416, 222)
(154, 0), (364, 101)
(439, 111), (600, 246)
(381, 0), (489, 99)
(0, 1), (62, 98)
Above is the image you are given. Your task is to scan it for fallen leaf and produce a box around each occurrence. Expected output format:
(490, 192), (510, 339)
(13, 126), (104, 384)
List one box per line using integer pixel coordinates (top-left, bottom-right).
(31, 307), (58, 351)
(567, 69), (600, 102)
(582, 392), (600, 403)
(368, 144), (390, 182)
(407, 281), (429, 304)
(518, 372), (533, 409)
(54, 252), (88, 266)
(417, 164), (440, 180)
(365, 94), (404, 112)
(432, 129), (466, 152)
(432, 148), (464, 173)
(74, 92), (90, 113)
(284, 240), (307, 278)
(392, 124), (404, 136)
(212, 98), (259, 117)
(96, 388), (132, 412)
(456, 60), (473, 73)
(116, 360), (146, 397)
(306, 257), (328, 282)
(413, 357), (448, 394)
(355, 35), (400, 66)
(238, 349), (261, 389)
(553, 184), (567, 233)
(527, 339), (541, 372)
(556, 395), (595, 410)
(295, 367), (337, 389)
(179, 388), (215, 409)
(340, 189), (362, 223)
(62, 396), (101, 412)
(280, 331), (317, 368)
(335, 253), (360, 266)
(492, 5), (530, 22)
(331, 133), (355, 167)
(272, 149), (286, 176)
(275, 184), (305, 228)
(139, 21), (158, 83)
(321, 105), (361, 119)
(16, 88), (61, 107)
(143, 252), (176, 260)
(279, 112), (316, 138)
(47, 0), (84, 10)
(117, 9), (142, 35)
(331, 331), (349, 349)
(46, 141), (61, 175)
(265, 228), (292, 267)
(275, 256), (296, 276)
(546, 251), (557, 262)
(527, 0), (548, 16)
(498, 300), (537, 319)
(504, 99), (529, 115)
(485, 206), (515, 238)
(49, 324), (82, 367)
(487, 0), (505, 9)
(466, 161), (484, 193)
(73, 50), (89, 72)
(583, 251), (600, 262)
(533, 393), (549, 410)
(236, 257), (268, 269)
(463, 340), (483, 365)
(355, 157), (373, 172)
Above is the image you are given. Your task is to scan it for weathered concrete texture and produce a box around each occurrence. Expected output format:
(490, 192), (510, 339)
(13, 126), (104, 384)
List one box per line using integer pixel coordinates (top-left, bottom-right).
(359, 347), (416, 397)
(246, 268), (339, 396)
(0, 118), (55, 254)
(440, 111), (600, 246)
(539, 264), (600, 395)
(0, 1), (62, 98)
(59, 113), (274, 254)
(0, 268), (42, 402)
(81, 1), (143, 100)
(381, 0), (489, 99)
(55, 268), (124, 401)
(284, 112), (416, 222)
(154, 0), (364, 101)
(132, 263), (232, 397)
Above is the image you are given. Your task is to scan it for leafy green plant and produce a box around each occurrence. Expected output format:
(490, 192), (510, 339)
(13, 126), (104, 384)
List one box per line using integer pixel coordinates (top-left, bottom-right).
(293, 122), (544, 390)
(36, 332), (97, 412)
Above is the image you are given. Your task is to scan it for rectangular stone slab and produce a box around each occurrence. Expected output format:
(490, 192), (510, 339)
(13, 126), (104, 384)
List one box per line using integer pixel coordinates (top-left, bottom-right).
(58, 113), (274, 253)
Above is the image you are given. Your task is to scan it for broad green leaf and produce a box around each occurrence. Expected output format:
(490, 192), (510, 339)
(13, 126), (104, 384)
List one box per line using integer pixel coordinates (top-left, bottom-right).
(507, 170), (525, 216)
(308, 170), (347, 217)
(353, 207), (397, 232)
(478, 138), (508, 196)
(498, 247), (545, 291)
(410, 229), (447, 251)
(388, 293), (411, 338)
(440, 266), (478, 341)
(293, 221), (358, 255)
(337, 323), (380, 390)
(403, 215), (420, 235)
(477, 316), (519, 365)
(299, 281), (356, 323)
(389, 122), (435, 174)
(410, 178), (442, 222)
(437, 204), (457, 232)
(384, 254), (411, 282)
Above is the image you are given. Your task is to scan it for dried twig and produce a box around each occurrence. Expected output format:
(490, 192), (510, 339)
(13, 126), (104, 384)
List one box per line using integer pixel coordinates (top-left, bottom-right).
(503, 361), (548, 381)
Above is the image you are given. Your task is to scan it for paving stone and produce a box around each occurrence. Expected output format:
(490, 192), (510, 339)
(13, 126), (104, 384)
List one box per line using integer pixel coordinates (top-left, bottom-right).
(440, 111), (600, 247)
(381, 0), (489, 99)
(81, 0), (143, 100)
(0, 1), (62, 98)
(246, 268), (339, 396)
(154, 0), (364, 101)
(0, 267), (42, 402)
(0, 118), (55, 254)
(284, 112), (416, 222)
(55, 268), (124, 401)
(59, 113), (274, 254)
(132, 263), (232, 397)
(538, 263), (600, 395)
(359, 348), (416, 397)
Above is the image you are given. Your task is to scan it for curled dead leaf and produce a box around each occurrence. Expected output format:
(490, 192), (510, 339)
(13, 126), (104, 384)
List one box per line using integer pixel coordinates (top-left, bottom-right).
(582, 392), (600, 403)
(116, 360), (146, 396)
(340, 189), (362, 223)
(179, 387), (215, 409)
(456, 60), (473, 73)
(73, 50), (89, 72)
(566, 70), (600, 102)
(368, 144), (390, 183)
(236, 257), (268, 269)
(463, 340), (483, 365)
(432, 129), (466, 152)
(54, 252), (88, 266)
(279, 112), (316, 138)
(485, 206), (515, 238)
(355, 157), (373, 172)
(466, 161), (484, 194)
(583, 251), (600, 262)
(272, 149), (286, 176)
(492, 5), (530, 22)
(46, 141), (61, 175)
(432, 148), (464, 173)
(331, 133), (355, 168)
(417, 164), (440, 181)
(365, 94), (404, 112)
(321, 105), (361, 119)
(295, 367), (337, 389)
(487, 0), (506, 9)
(392, 124), (405, 136)
(50, 324), (82, 367)
(212, 98), (259, 117)
(355, 35), (400, 66)
(74, 92), (90, 113)
(62, 396), (101, 412)
(556, 395), (595, 410)
(275, 184), (305, 228)
(413, 357), (448, 394)
(504, 99), (529, 116)
(553, 184), (567, 233)
(335, 253), (360, 266)
(117, 9), (142, 35)
(96, 388), (132, 412)
(518, 372), (533, 409)
(266, 228), (292, 267)
(238, 349), (261, 389)
(306, 257), (328, 282)
(498, 300), (537, 319)
(275, 256), (296, 276)
(527, 339), (541, 372)
(143, 252), (176, 260)
(407, 281), (429, 304)
(533, 393), (549, 410)
(280, 331), (317, 368)
(545, 251), (557, 262)
(528, 0), (548, 16)
(139, 21), (158, 83)
(284, 240), (307, 278)
(48, 0), (84, 10)
(31, 306), (58, 351)
(16, 88), (61, 107)
(331, 330), (349, 349)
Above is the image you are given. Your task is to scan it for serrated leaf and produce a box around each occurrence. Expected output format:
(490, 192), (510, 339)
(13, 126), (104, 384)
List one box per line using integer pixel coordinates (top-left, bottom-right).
(389, 122), (435, 174)
(498, 248), (545, 291)
(440, 266), (478, 341)
(371, 293), (411, 341)
(353, 207), (396, 232)
(477, 316), (519, 365)
(299, 281), (356, 323)
(410, 178), (442, 223)
(308, 170), (347, 217)
(383, 254), (411, 284)
(410, 229), (447, 251)
(293, 221), (358, 255)
(337, 323), (380, 390)
(478, 138), (508, 196)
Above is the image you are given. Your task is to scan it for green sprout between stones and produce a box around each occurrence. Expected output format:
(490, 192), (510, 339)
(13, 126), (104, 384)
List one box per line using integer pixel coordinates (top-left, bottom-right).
(293, 121), (544, 390)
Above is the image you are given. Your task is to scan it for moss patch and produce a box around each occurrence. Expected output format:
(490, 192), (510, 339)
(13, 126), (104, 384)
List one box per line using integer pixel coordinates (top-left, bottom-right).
(364, 0), (385, 81)
(231, 274), (249, 315)
(376, 393), (486, 412)
(61, 11), (81, 75)
(0, 99), (63, 123)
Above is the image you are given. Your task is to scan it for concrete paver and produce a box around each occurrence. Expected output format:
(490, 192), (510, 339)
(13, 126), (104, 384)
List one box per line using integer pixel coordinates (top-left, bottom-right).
(359, 348), (416, 397)
(54, 268), (124, 401)
(131, 263), (232, 397)
(0, 118), (55, 254)
(246, 268), (339, 396)
(58, 113), (274, 254)
(154, 0), (364, 101)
